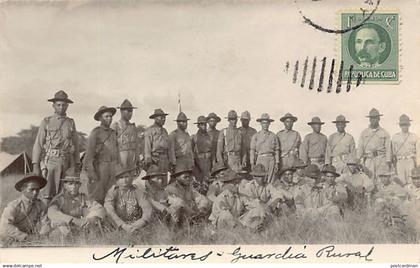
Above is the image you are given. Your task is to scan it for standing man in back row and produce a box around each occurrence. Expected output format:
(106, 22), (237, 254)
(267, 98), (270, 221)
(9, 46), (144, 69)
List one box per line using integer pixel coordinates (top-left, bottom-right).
(300, 117), (328, 168)
(207, 112), (221, 165)
(239, 111), (257, 172)
(169, 112), (194, 172)
(217, 110), (245, 172)
(357, 108), (392, 185)
(111, 99), (140, 172)
(32, 90), (80, 204)
(277, 113), (301, 168)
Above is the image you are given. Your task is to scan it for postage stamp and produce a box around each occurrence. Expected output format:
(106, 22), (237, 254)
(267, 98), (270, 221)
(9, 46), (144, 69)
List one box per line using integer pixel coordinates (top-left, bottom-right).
(340, 11), (400, 83)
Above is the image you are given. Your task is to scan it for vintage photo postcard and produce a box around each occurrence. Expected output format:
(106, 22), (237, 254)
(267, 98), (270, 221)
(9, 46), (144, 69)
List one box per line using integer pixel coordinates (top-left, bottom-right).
(0, 0), (419, 265)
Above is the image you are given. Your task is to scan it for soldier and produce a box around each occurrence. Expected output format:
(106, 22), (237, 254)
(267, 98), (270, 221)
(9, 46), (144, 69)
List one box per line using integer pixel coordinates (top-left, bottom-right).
(84, 106), (120, 204)
(391, 114), (418, 187)
(267, 166), (297, 216)
(239, 111), (257, 172)
(300, 117), (328, 168)
(206, 112), (221, 165)
(336, 156), (374, 210)
(191, 116), (213, 184)
(104, 166), (153, 234)
(32, 90), (80, 204)
(217, 110), (245, 172)
(144, 109), (170, 185)
(250, 113), (280, 183)
(325, 115), (356, 174)
(208, 169), (247, 228)
(142, 165), (170, 216)
(407, 168), (420, 231)
(207, 162), (228, 202)
(277, 113), (301, 168)
(169, 112), (194, 172)
(165, 166), (211, 226)
(357, 108), (392, 186)
(48, 168), (106, 237)
(374, 171), (409, 209)
(0, 174), (50, 245)
(111, 99), (141, 171)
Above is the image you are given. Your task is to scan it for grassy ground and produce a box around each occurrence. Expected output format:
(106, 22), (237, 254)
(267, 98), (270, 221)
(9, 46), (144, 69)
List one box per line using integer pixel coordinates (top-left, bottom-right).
(1, 174), (418, 247)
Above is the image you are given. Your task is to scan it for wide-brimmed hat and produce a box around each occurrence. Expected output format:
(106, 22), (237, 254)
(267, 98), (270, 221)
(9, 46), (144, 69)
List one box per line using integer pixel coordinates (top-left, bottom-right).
(256, 113), (274, 122)
(332, 115), (349, 123)
(411, 167), (420, 179)
(280, 113), (298, 122)
(304, 164), (321, 179)
(194, 116), (207, 125)
(174, 112), (190, 122)
(94, 106), (117, 121)
(117, 99), (137, 110)
(210, 162), (228, 176)
(250, 164), (267, 177)
(60, 167), (81, 184)
(398, 114), (412, 125)
(366, 108), (383, 118)
(47, 90), (73, 104)
(15, 173), (47, 192)
(149, 108), (169, 119)
(321, 164), (340, 177)
(225, 110), (238, 120)
(307, 116), (324, 125)
(378, 170), (394, 177)
(207, 112), (221, 122)
(142, 165), (166, 180)
(115, 166), (137, 179)
(240, 111), (251, 120)
(218, 169), (242, 182)
(279, 165), (296, 177)
(293, 159), (307, 169)
(171, 167), (193, 179)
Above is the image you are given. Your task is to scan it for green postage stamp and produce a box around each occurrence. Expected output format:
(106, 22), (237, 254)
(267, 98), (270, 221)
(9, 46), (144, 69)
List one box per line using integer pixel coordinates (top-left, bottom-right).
(340, 11), (399, 83)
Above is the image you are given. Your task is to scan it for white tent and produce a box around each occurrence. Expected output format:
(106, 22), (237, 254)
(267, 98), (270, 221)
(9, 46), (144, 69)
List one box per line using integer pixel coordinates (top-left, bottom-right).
(0, 151), (32, 176)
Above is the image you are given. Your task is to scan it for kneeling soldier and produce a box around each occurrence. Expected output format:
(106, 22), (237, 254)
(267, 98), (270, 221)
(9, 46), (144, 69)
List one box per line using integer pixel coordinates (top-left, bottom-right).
(48, 168), (106, 237)
(142, 165), (170, 216)
(0, 174), (50, 245)
(104, 166), (153, 234)
(206, 162), (228, 202)
(267, 166), (297, 216)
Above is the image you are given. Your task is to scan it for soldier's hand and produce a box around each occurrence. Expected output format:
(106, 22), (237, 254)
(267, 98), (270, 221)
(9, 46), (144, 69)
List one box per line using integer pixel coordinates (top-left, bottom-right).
(72, 218), (86, 227)
(121, 223), (136, 234)
(33, 164), (41, 176)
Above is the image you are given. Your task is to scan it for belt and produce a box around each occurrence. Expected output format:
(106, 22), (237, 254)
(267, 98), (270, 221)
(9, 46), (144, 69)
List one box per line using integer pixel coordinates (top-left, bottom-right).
(396, 155), (415, 160)
(258, 153), (274, 157)
(152, 150), (168, 157)
(364, 151), (385, 158)
(310, 157), (324, 162)
(46, 149), (70, 157)
(226, 151), (240, 156)
(197, 152), (212, 159)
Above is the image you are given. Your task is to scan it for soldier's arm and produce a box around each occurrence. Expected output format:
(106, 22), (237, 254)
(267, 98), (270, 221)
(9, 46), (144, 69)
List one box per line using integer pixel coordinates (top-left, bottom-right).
(32, 119), (47, 165)
(85, 200), (106, 220)
(325, 135), (333, 165)
(0, 202), (28, 241)
(385, 131), (392, 162)
(47, 198), (74, 225)
(132, 191), (153, 230)
(104, 188), (125, 228)
(216, 130), (225, 163)
(168, 132), (176, 165)
(249, 134), (257, 167)
(299, 136), (309, 164)
(71, 119), (81, 165)
(356, 131), (365, 160)
(144, 128), (153, 164)
(83, 129), (97, 177)
(349, 135), (356, 158)
(274, 134), (280, 164)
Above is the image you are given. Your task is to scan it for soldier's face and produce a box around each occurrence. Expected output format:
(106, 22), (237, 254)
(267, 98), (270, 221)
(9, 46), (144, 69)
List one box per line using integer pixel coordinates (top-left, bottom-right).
(311, 124), (322, 133)
(241, 118), (250, 127)
(253, 176), (265, 185)
(117, 176), (133, 189)
(177, 120), (188, 131)
(101, 112), (113, 127)
(324, 173), (336, 185)
(198, 123), (207, 131)
(336, 122), (346, 133)
(208, 118), (218, 128)
(64, 181), (81, 196)
(282, 170), (294, 184)
(53, 101), (68, 116)
(215, 170), (225, 180)
(347, 164), (358, 174)
(380, 175), (391, 186)
(121, 109), (133, 121)
(260, 120), (270, 131)
(296, 167), (305, 176)
(284, 119), (294, 130)
(155, 116), (166, 127)
(369, 116), (380, 128)
(178, 173), (192, 186)
(228, 118), (238, 127)
(150, 176), (164, 187)
(412, 178), (420, 188)
(399, 124), (410, 133)
(355, 28), (385, 66)
(22, 181), (40, 201)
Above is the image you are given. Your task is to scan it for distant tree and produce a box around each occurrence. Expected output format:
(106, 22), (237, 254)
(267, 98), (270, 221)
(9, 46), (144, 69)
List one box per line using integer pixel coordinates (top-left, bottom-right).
(0, 125), (88, 157)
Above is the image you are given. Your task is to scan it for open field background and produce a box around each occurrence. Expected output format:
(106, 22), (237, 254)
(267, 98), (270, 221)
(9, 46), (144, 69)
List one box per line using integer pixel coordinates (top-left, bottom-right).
(1, 174), (418, 247)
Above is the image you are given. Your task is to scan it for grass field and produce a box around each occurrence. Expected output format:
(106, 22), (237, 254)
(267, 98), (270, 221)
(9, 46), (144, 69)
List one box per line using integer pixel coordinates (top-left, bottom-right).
(1, 174), (418, 247)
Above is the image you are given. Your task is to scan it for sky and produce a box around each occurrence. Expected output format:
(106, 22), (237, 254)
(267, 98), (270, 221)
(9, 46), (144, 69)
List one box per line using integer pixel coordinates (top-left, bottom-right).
(0, 0), (419, 143)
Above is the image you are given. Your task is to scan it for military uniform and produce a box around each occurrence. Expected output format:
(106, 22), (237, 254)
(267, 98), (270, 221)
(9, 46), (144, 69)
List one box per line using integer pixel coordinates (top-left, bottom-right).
(217, 126), (244, 172)
(250, 128), (280, 183)
(300, 132), (328, 168)
(337, 170), (374, 210)
(306, 182), (347, 218)
(169, 129), (194, 170)
(144, 123), (170, 179)
(111, 119), (140, 170)
(239, 121), (257, 172)
(191, 126), (213, 182)
(209, 187), (246, 228)
(84, 124), (119, 204)
(325, 132), (356, 174)
(104, 184), (153, 230)
(391, 131), (417, 185)
(277, 130), (301, 168)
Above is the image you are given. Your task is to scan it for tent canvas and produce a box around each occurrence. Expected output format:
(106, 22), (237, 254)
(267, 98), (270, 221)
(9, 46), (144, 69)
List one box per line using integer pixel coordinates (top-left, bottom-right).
(0, 152), (32, 176)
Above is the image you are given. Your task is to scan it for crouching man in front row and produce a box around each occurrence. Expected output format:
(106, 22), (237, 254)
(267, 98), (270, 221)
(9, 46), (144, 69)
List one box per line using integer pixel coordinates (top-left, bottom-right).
(0, 174), (50, 246)
(104, 166), (153, 234)
(48, 168), (106, 238)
